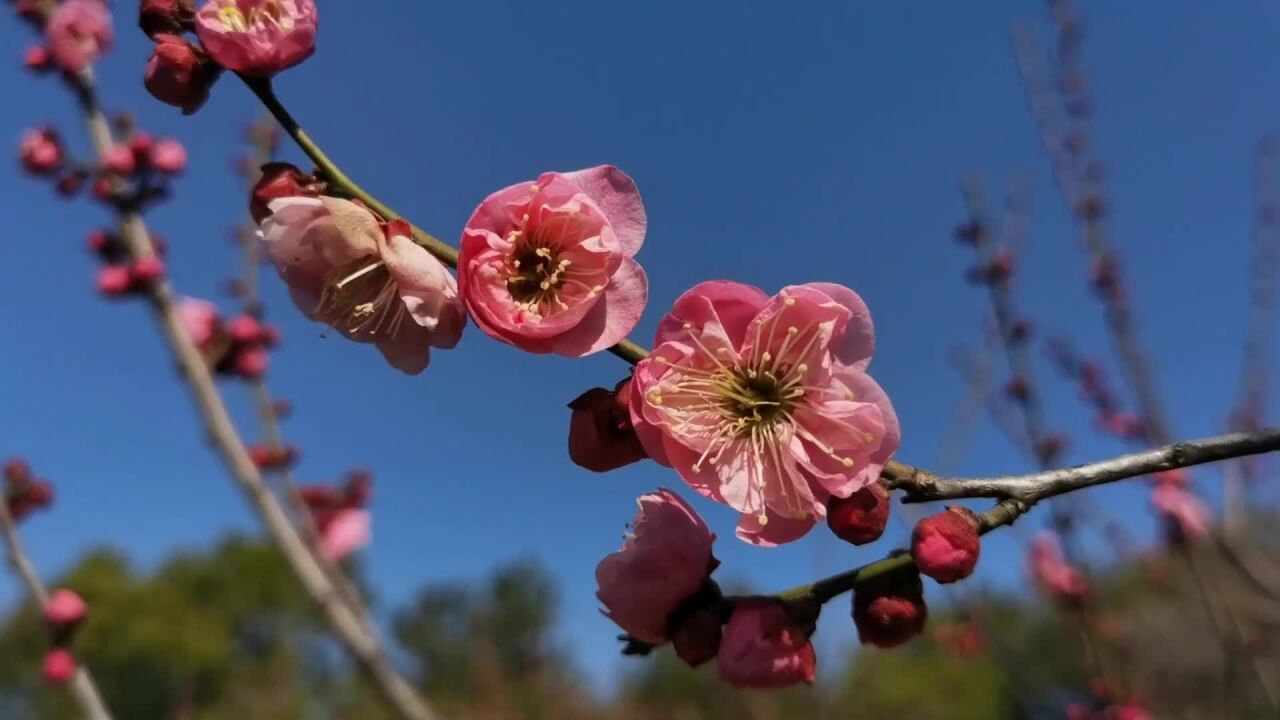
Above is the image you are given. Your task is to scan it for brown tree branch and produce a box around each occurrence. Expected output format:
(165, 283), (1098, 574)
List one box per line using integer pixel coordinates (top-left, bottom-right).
(0, 497), (113, 720)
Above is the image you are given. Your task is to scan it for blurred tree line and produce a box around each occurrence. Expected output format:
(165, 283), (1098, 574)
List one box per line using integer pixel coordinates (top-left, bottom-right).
(0, 528), (1276, 719)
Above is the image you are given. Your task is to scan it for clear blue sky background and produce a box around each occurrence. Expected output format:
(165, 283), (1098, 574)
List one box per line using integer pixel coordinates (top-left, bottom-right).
(2, 1), (1278, 689)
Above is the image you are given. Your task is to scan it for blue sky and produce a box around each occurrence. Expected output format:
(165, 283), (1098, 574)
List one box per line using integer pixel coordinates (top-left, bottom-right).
(2, 1), (1278, 688)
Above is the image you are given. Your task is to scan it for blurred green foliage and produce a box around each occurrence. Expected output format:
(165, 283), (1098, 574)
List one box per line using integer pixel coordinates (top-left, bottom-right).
(1, 534), (1276, 719)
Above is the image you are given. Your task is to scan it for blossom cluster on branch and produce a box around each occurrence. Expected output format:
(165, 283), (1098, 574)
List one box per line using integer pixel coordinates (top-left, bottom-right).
(7, 0), (1280, 715)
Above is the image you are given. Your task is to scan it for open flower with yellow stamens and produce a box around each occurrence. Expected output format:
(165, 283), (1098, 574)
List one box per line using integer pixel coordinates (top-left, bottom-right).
(459, 165), (648, 356)
(259, 197), (465, 374)
(630, 281), (899, 546)
(194, 0), (316, 77)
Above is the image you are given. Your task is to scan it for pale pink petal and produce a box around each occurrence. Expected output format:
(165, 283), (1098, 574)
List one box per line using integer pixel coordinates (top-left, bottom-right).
(374, 322), (434, 375)
(559, 165), (647, 256)
(735, 510), (818, 547)
(655, 281), (770, 349)
(541, 256), (647, 357)
(801, 282), (876, 370)
(320, 509), (371, 560)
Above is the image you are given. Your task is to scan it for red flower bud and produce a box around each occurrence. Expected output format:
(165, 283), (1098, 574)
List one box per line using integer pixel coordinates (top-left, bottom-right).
(56, 172), (86, 197)
(567, 378), (647, 473)
(96, 265), (134, 297)
(671, 603), (723, 669)
(911, 508), (981, 584)
(42, 649), (76, 685)
(19, 128), (61, 175)
(23, 45), (53, 71)
(250, 162), (324, 224)
(826, 482), (890, 545)
(129, 257), (165, 286)
(298, 485), (341, 511)
(139, 0), (195, 38)
(102, 144), (137, 175)
(232, 347), (269, 379)
(227, 314), (265, 344)
(249, 444), (297, 471)
(2, 458), (31, 483)
(144, 34), (220, 115)
(852, 567), (928, 649)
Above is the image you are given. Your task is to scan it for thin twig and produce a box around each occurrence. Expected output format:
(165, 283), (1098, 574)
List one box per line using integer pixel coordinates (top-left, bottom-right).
(0, 497), (113, 720)
(62, 68), (441, 720)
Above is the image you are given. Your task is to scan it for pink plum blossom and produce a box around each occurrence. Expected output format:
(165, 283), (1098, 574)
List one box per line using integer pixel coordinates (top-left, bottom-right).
(19, 128), (61, 175)
(319, 508), (371, 561)
(43, 589), (88, 629)
(1027, 532), (1090, 603)
(177, 297), (223, 351)
(459, 165), (648, 357)
(259, 198), (465, 374)
(595, 489), (717, 645)
(1150, 480), (1211, 541)
(45, 0), (113, 73)
(629, 281), (898, 546)
(194, 0), (317, 77)
(716, 601), (817, 689)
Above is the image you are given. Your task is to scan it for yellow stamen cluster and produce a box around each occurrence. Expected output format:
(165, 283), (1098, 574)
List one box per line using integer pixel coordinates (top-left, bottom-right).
(314, 258), (407, 339)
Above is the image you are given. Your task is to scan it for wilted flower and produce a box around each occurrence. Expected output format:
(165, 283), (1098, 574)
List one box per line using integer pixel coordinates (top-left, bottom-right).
(459, 165), (648, 356)
(259, 198), (465, 374)
(630, 281), (899, 546)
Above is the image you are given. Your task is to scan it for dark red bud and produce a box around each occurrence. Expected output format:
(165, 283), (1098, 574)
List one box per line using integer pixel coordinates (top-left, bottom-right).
(826, 482), (890, 546)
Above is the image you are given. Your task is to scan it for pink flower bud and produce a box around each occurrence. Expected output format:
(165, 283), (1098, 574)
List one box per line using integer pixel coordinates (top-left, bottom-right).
(318, 508), (371, 561)
(102, 144), (137, 175)
(129, 257), (165, 286)
(43, 589), (88, 629)
(912, 508), (981, 584)
(826, 482), (890, 546)
(96, 265), (134, 297)
(249, 162), (323, 223)
(139, 0), (195, 38)
(19, 128), (62, 175)
(23, 45), (53, 71)
(716, 601), (816, 689)
(144, 34), (219, 115)
(1027, 532), (1091, 606)
(226, 314), (264, 344)
(232, 346), (269, 379)
(194, 0), (318, 77)
(852, 568), (928, 649)
(177, 297), (223, 350)
(595, 489), (717, 645)
(42, 649), (77, 685)
(567, 379), (646, 473)
(150, 138), (187, 174)
(45, 0), (113, 73)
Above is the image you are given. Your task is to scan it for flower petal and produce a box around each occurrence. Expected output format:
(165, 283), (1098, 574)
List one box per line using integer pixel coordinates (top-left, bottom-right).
(559, 165), (647, 256)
